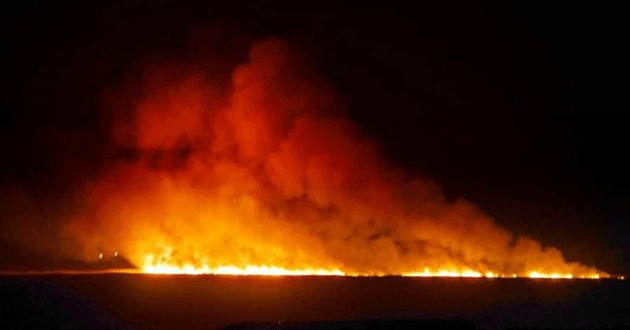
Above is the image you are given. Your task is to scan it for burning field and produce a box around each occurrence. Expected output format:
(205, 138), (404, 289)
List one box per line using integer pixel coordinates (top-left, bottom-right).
(4, 3), (630, 329)
(0, 38), (602, 279)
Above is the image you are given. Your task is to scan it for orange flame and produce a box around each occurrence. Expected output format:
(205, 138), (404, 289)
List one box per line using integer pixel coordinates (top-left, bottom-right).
(62, 38), (615, 281)
(140, 259), (611, 279)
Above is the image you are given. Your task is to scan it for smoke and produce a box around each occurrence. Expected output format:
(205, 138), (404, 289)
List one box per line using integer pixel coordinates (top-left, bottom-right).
(13, 38), (603, 276)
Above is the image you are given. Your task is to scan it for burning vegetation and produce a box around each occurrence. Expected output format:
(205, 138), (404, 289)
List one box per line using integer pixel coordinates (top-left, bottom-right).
(56, 39), (608, 278)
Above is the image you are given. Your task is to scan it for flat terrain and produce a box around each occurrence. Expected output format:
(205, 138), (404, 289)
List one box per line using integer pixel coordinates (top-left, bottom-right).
(1, 274), (628, 329)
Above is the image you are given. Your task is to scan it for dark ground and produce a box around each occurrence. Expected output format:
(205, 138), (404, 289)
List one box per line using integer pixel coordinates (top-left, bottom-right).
(1, 274), (629, 330)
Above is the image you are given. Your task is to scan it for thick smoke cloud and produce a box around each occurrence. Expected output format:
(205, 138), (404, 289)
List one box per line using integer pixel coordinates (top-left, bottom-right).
(14, 38), (602, 276)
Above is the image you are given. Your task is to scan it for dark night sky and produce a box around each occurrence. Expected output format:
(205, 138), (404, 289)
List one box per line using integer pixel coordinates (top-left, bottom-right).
(4, 1), (629, 274)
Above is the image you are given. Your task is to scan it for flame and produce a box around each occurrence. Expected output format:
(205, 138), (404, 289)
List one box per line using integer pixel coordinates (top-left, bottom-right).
(144, 264), (345, 276)
(402, 269), (482, 278)
(528, 272), (605, 279)
(141, 261), (613, 279)
(61, 38), (616, 281)
(140, 254), (612, 278)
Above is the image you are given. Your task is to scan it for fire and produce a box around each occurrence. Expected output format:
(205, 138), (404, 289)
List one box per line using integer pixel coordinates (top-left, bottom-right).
(528, 272), (605, 279)
(61, 38), (615, 281)
(402, 269), (482, 278)
(144, 264), (345, 276)
(529, 272), (572, 279)
(140, 255), (612, 278)
(140, 262), (613, 279)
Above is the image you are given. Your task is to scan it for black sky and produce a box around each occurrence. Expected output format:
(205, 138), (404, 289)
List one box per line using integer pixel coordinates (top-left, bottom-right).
(3, 1), (629, 274)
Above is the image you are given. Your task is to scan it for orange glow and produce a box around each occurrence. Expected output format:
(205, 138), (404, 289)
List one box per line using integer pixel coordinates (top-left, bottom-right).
(62, 38), (616, 282)
(527, 271), (608, 279)
(402, 269), (482, 278)
(140, 257), (613, 279)
(141, 262), (616, 278)
(143, 264), (345, 276)
(0, 267), (623, 279)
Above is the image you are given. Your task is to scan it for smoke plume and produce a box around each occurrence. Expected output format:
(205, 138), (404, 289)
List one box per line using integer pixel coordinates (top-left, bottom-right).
(50, 38), (604, 276)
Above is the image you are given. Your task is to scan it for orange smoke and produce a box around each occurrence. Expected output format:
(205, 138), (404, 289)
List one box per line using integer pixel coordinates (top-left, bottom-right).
(65, 38), (608, 278)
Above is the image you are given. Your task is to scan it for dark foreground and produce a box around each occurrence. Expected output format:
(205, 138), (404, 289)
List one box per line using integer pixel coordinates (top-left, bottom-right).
(1, 274), (628, 330)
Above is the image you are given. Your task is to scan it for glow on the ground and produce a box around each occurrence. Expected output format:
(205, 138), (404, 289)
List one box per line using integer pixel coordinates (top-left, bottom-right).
(141, 263), (616, 279)
(143, 264), (345, 276)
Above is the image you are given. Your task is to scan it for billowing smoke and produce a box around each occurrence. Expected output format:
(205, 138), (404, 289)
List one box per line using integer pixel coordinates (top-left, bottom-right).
(57, 38), (601, 276)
